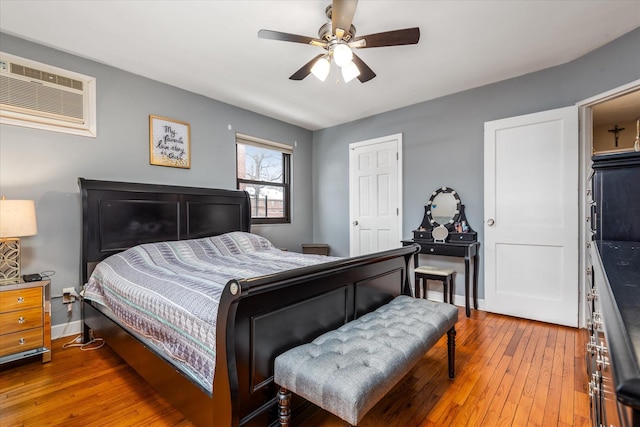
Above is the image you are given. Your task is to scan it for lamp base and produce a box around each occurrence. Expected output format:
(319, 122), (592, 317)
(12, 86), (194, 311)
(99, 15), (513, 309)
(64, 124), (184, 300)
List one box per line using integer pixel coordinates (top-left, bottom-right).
(0, 238), (22, 284)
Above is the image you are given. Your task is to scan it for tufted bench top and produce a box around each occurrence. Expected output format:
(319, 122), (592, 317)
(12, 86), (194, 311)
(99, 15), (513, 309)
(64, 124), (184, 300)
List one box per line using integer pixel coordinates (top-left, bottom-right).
(274, 295), (458, 426)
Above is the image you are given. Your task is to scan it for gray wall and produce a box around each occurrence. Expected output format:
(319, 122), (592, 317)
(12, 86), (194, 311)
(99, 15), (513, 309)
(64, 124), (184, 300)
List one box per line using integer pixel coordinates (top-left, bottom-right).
(0, 33), (314, 326)
(312, 28), (640, 299)
(2, 28), (639, 327)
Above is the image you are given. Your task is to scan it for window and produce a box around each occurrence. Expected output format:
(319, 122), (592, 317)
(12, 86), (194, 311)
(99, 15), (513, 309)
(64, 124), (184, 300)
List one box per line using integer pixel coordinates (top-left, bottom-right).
(236, 133), (292, 224)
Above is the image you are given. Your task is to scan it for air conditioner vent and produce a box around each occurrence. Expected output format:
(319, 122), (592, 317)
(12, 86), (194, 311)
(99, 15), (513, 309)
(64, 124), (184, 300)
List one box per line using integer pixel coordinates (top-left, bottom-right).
(1, 75), (84, 121)
(0, 52), (96, 137)
(10, 62), (83, 90)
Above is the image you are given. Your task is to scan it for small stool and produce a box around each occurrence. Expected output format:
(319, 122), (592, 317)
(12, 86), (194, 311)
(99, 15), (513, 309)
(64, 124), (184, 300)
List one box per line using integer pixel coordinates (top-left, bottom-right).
(415, 265), (456, 303)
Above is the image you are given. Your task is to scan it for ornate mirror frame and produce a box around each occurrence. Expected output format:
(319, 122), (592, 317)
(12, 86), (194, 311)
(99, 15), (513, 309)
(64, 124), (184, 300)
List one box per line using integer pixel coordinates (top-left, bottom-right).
(413, 186), (477, 243)
(427, 186), (461, 230)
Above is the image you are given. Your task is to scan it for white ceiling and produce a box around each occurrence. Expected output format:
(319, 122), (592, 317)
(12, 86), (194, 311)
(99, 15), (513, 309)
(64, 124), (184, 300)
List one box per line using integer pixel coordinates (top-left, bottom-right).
(1, 1), (639, 131)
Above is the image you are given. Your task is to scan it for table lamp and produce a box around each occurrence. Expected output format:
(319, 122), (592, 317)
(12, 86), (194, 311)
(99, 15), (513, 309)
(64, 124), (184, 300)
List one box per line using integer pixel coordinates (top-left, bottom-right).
(0, 197), (37, 283)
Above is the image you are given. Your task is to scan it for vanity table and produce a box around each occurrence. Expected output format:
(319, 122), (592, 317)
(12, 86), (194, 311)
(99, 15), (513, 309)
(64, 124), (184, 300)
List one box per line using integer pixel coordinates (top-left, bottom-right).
(404, 187), (479, 317)
(402, 239), (479, 317)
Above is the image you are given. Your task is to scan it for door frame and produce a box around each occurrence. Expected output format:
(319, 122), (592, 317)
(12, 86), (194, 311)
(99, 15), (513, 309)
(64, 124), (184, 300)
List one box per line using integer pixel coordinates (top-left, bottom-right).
(348, 133), (403, 256)
(576, 79), (640, 328)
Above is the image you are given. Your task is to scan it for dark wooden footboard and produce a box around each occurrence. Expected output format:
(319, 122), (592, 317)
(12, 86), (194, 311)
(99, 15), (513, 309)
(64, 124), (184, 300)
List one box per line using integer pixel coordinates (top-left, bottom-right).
(219, 245), (419, 426)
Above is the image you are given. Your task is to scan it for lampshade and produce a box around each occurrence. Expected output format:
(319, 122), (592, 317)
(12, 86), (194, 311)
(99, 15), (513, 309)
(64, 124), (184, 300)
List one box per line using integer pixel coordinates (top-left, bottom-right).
(341, 61), (361, 83)
(311, 56), (331, 81)
(0, 199), (37, 238)
(333, 43), (353, 68)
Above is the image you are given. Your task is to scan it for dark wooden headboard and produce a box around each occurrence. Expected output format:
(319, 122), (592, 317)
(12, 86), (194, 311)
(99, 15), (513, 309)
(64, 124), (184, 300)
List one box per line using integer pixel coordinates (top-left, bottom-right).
(79, 178), (251, 285)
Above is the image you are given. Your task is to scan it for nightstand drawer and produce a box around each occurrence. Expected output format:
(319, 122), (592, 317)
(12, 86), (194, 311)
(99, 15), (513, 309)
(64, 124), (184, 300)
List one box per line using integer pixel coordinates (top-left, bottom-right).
(0, 307), (43, 334)
(0, 287), (42, 312)
(0, 328), (43, 357)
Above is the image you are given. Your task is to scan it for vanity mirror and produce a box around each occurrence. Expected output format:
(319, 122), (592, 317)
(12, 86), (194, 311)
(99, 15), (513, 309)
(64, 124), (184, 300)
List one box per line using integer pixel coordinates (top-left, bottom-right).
(428, 187), (461, 227)
(413, 186), (477, 243)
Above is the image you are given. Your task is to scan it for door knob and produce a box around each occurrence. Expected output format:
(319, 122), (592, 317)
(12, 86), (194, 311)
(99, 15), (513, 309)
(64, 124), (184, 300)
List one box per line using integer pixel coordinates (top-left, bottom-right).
(353, 220), (359, 226)
(487, 219), (495, 226)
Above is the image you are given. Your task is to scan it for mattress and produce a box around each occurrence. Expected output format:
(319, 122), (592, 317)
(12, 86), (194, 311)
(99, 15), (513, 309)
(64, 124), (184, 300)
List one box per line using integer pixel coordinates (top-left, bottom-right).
(84, 231), (338, 394)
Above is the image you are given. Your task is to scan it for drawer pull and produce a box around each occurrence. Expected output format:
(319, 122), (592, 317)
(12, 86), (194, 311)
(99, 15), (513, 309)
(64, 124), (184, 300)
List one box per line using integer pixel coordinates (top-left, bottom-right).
(592, 311), (602, 330)
(588, 377), (600, 397)
(19, 338), (25, 345)
(18, 316), (25, 324)
(596, 353), (609, 370)
(17, 297), (24, 303)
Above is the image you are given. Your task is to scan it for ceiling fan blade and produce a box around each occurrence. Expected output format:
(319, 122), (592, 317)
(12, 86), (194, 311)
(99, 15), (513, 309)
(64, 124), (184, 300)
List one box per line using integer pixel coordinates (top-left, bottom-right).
(351, 27), (420, 48)
(289, 54), (325, 81)
(332, 0), (358, 39)
(258, 29), (326, 47)
(352, 53), (376, 83)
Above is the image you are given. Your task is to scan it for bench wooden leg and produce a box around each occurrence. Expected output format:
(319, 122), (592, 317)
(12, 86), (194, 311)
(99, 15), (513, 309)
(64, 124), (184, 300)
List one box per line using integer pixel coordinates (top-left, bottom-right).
(447, 327), (456, 379)
(277, 386), (291, 426)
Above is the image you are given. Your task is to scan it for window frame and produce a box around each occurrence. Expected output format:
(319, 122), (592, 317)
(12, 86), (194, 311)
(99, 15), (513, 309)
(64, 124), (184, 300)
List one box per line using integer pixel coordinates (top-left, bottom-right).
(236, 133), (292, 224)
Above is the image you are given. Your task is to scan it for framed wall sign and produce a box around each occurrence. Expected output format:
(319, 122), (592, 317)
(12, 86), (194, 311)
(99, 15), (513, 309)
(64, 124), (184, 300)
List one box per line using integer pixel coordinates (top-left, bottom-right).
(149, 115), (191, 168)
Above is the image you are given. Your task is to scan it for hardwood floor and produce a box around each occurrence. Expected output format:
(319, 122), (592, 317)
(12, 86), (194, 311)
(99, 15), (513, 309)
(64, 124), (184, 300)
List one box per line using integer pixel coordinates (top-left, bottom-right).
(1, 308), (591, 427)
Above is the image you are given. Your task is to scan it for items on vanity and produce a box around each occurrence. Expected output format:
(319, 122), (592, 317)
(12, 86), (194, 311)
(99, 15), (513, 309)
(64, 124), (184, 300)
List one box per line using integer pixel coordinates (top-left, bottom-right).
(412, 186), (477, 243)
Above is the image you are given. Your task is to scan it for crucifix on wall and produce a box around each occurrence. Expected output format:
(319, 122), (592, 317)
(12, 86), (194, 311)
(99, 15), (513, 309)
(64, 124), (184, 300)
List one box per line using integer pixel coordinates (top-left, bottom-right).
(608, 124), (625, 147)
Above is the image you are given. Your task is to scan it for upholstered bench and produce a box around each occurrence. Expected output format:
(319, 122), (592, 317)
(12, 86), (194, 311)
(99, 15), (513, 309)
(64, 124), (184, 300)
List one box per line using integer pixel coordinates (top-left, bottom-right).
(274, 295), (458, 426)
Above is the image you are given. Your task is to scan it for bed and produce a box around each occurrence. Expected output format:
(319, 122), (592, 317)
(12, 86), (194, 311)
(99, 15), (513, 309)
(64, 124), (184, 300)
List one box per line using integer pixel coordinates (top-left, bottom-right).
(79, 178), (419, 426)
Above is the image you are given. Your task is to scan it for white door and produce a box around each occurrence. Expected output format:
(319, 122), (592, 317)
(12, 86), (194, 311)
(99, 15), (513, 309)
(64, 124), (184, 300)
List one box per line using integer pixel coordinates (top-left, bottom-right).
(484, 106), (579, 327)
(349, 134), (402, 257)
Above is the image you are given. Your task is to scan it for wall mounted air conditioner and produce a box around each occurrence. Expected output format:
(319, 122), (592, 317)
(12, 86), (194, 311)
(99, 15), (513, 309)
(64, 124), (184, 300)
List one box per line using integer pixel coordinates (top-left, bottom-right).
(0, 52), (96, 137)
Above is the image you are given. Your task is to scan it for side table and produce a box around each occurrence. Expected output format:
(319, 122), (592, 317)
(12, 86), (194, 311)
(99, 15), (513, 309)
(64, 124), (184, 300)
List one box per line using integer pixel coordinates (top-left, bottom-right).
(0, 279), (51, 364)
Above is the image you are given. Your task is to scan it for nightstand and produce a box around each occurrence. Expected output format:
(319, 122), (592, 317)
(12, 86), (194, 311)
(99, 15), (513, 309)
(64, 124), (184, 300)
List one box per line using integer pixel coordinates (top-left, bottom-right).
(0, 279), (51, 364)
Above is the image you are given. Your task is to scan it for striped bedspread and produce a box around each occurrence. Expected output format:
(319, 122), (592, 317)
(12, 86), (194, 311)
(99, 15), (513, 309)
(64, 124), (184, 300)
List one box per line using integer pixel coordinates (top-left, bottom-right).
(84, 232), (338, 394)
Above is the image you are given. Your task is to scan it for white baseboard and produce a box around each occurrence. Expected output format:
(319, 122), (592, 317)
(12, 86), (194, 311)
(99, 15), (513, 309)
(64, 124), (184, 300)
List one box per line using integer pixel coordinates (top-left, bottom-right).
(424, 290), (486, 311)
(51, 320), (83, 340)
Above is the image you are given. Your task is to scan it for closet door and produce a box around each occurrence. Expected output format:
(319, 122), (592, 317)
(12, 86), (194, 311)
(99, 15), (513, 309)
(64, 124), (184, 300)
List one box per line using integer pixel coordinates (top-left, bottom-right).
(484, 106), (579, 327)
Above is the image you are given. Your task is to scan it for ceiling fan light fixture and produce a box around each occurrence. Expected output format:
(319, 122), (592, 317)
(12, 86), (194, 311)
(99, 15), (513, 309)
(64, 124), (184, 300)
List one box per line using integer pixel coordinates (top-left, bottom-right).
(259, 1), (420, 84)
(342, 60), (360, 83)
(310, 56), (331, 81)
(333, 43), (353, 67)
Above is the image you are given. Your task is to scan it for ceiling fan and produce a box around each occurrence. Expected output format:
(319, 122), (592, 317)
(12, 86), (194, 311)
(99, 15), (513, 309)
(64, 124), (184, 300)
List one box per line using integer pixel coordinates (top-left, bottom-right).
(258, 0), (420, 83)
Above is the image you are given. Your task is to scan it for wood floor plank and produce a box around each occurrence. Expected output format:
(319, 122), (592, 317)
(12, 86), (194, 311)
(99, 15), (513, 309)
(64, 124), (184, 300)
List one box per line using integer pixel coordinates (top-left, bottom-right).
(1, 308), (592, 427)
(528, 348), (555, 426)
(492, 321), (535, 426)
(541, 326), (567, 425)
(445, 317), (518, 426)
(559, 327), (577, 425)
(470, 321), (519, 425)
(447, 313), (510, 408)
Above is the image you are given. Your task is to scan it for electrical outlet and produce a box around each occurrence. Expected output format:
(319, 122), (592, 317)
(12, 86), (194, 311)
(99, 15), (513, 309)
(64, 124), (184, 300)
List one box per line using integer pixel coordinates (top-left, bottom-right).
(62, 287), (79, 304)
